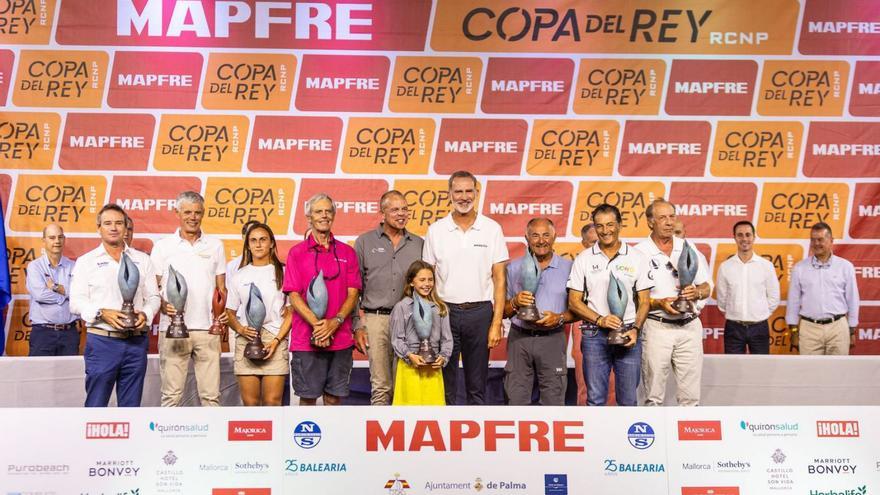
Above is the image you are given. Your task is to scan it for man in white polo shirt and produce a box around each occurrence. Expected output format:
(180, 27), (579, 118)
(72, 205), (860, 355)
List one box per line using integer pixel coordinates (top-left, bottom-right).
(716, 220), (780, 354)
(151, 191), (227, 407)
(423, 171), (508, 405)
(635, 199), (712, 406)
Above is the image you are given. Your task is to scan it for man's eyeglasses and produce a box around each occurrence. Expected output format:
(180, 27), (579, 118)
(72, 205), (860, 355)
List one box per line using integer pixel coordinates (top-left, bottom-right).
(666, 261), (679, 278)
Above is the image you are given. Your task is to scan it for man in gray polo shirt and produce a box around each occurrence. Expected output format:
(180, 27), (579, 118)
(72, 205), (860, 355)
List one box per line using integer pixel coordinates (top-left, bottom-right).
(353, 190), (424, 405)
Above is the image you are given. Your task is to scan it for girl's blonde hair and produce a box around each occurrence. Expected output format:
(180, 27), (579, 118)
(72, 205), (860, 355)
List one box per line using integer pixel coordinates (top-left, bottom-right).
(402, 260), (447, 317)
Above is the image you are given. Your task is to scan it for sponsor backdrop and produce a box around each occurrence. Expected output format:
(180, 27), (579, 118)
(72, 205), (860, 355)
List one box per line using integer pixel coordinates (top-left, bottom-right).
(0, 406), (877, 494)
(2, 0), (880, 357)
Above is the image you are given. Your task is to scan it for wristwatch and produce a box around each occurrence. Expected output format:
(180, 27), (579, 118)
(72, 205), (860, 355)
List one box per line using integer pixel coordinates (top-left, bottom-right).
(334, 315), (344, 325)
(95, 309), (103, 321)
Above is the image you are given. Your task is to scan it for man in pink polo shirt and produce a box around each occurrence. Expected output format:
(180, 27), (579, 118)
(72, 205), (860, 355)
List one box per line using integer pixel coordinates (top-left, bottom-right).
(284, 193), (361, 405)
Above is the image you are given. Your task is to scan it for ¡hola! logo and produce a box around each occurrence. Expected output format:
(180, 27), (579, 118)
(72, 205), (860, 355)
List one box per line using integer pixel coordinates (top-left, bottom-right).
(86, 422), (130, 439)
(816, 421), (860, 438)
(14, 50), (108, 107)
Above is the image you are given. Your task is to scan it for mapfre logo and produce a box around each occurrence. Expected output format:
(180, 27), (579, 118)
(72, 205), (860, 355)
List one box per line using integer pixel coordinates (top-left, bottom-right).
(800, 0), (880, 55)
(108, 51), (202, 109)
(153, 114), (249, 171)
(757, 183), (848, 238)
(573, 59), (665, 115)
(678, 421), (723, 441)
(248, 116), (342, 174)
(526, 120), (619, 176)
(571, 181), (664, 238)
(618, 120), (710, 177)
(481, 58), (573, 114)
(816, 421), (860, 438)
(669, 182), (756, 238)
(203, 177), (295, 235)
(482, 180), (571, 237)
(850, 61), (880, 116)
(0, 111), (61, 170)
(86, 422), (130, 439)
(804, 122), (880, 178)
(666, 59), (757, 116)
(435, 118), (526, 175)
(202, 53), (295, 110)
(389, 57), (481, 113)
(109, 175), (202, 234)
(757, 60), (848, 116)
(228, 421), (273, 441)
(710, 121), (801, 178)
(13, 50), (108, 107)
(835, 244), (880, 300)
(296, 54), (389, 112)
(850, 183), (880, 239)
(293, 178), (388, 236)
(10, 174), (105, 232)
(59, 113), (155, 171)
(341, 118), (434, 175)
(0, 0), (56, 44)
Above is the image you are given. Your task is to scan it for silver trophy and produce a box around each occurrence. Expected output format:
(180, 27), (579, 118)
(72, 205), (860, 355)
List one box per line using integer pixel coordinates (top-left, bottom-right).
(117, 253), (140, 330)
(606, 271), (632, 345)
(412, 294), (438, 364)
(516, 250), (542, 322)
(243, 283), (268, 360)
(672, 241), (699, 316)
(307, 270), (329, 346)
(165, 266), (189, 339)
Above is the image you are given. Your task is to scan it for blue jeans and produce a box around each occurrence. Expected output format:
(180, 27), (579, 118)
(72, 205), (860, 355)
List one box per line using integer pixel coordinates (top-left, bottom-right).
(84, 333), (148, 407)
(581, 328), (642, 406)
(29, 323), (80, 356)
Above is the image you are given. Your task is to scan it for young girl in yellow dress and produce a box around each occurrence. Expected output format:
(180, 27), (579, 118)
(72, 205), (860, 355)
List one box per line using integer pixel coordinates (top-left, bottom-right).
(390, 261), (452, 406)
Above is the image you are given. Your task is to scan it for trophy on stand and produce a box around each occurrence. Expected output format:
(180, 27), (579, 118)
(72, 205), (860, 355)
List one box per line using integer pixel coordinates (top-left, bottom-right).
(165, 266), (189, 338)
(606, 271), (632, 345)
(672, 241), (700, 317)
(516, 250), (542, 322)
(243, 283), (267, 360)
(208, 288), (227, 336)
(307, 270), (328, 346)
(117, 253), (140, 330)
(412, 294), (438, 364)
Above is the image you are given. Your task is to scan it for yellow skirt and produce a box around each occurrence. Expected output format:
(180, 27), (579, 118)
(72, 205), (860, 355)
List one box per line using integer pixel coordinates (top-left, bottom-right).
(392, 358), (445, 406)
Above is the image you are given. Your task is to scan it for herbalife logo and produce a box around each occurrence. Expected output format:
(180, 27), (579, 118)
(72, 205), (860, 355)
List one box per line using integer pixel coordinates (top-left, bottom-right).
(809, 487), (866, 495)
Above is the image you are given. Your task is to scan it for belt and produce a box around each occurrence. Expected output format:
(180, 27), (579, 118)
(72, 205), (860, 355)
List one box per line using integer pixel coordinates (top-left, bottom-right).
(363, 307), (393, 315)
(647, 314), (699, 327)
(800, 314), (845, 325)
(447, 301), (488, 310)
(87, 328), (147, 339)
(729, 319), (764, 327)
(33, 322), (78, 331)
(511, 324), (562, 337)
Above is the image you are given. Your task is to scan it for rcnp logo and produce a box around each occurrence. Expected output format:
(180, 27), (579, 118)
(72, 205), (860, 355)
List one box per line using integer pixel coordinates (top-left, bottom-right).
(573, 59), (665, 115)
(153, 114), (249, 171)
(296, 54), (390, 112)
(202, 53), (296, 110)
(293, 178), (388, 236)
(800, 1), (880, 55)
(627, 422), (655, 450)
(482, 180), (571, 237)
(109, 176), (202, 234)
(816, 421), (859, 438)
(710, 121), (801, 178)
(228, 421), (273, 441)
(850, 184), (880, 239)
(0, 0), (56, 44)
(804, 122), (880, 178)
(203, 177), (294, 235)
(389, 57), (481, 113)
(666, 59), (757, 116)
(678, 421), (722, 441)
(572, 181), (665, 238)
(0, 112), (61, 170)
(248, 116), (342, 174)
(59, 113), (155, 171)
(850, 61), (880, 116)
(293, 421), (322, 449)
(482, 57), (573, 114)
(435, 118), (526, 175)
(108, 51), (202, 109)
(757, 60), (849, 116)
(341, 118), (435, 175)
(619, 121), (710, 177)
(527, 120), (619, 176)
(758, 183), (848, 239)
(10, 174), (105, 232)
(13, 50), (108, 107)
(669, 182), (756, 238)
(86, 422), (130, 439)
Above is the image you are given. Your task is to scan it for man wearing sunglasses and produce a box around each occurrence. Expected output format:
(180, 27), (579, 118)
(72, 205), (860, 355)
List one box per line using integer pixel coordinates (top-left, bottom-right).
(284, 193), (362, 405)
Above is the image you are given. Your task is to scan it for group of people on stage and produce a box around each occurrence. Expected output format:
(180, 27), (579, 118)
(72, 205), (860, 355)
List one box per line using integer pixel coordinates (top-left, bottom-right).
(27, 170), (860, 408)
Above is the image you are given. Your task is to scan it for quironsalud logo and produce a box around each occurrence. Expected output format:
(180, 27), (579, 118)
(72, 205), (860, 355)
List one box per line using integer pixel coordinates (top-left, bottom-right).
(809, 487), (866, 495)
(740, 420), (799, 436)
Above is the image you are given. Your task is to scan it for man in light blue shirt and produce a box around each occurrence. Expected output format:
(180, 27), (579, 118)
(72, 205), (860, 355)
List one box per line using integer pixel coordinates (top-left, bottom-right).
(26, 223), (79, 356)
(786, 222), (860, 355)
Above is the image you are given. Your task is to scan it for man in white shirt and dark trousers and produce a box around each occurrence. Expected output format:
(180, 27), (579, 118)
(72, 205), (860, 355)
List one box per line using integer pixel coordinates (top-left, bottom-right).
(151, 191), (227, 407)
(70, 204), (160, 407)
(423, 171), (509, 405)
(716, 221), (780, 354)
